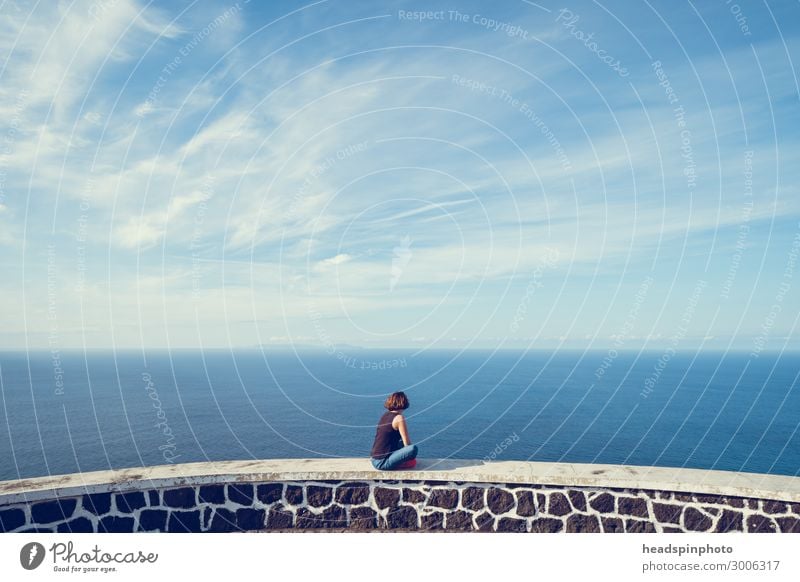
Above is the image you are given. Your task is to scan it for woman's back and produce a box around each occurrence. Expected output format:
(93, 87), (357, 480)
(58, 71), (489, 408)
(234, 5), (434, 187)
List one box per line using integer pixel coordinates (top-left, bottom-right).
(371, 411), (403, 459)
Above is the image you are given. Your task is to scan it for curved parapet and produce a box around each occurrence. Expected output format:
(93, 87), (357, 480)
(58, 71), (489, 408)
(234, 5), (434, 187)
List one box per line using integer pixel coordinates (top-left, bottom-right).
(1, 459), (798, 533)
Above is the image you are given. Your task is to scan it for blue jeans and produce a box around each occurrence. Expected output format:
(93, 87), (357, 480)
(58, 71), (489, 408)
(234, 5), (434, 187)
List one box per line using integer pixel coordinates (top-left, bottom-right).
(371, 444), (418, 470)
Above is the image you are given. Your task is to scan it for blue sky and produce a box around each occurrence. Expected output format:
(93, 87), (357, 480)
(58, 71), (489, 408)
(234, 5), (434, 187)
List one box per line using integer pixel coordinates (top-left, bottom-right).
(0, 0), (798, 350)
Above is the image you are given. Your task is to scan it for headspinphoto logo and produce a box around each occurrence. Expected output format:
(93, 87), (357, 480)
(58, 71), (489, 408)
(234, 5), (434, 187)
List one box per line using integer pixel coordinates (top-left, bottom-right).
(20, 542), (46, 570)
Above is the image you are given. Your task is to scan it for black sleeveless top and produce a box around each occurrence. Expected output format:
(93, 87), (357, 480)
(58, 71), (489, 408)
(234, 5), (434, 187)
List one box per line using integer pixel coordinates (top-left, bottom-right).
(370, 411), (403, 459)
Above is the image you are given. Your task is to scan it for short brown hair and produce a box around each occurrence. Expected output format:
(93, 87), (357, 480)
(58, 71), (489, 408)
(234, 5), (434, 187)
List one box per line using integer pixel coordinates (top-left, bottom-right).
(384, 391), (409, 410)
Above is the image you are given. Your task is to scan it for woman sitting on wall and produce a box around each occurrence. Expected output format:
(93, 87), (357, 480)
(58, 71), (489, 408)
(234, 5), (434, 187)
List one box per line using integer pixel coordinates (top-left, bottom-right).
(370, 391), (418, 470)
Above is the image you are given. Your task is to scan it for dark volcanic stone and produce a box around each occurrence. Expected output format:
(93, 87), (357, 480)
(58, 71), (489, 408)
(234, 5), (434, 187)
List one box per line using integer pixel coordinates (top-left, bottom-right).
(148, 490), (160, 506)
(703, 507), (721, 516)
(673, 493), (694, 502)
(266, 504), (293, 529)
(776, 516), (800, 533)
(257, 483), (283, 504)
(163, 487), (196, 509)
(19, 527), (55, 533)
(693, 494), (723, 504)
(726, 496), (745, 508)
(567, 490), (587, 512)
(429, 489), (458, 509)
(295, 508), (321, 529)
(715, 509), (743, 532)
(497, 517), (527, 532)
(307, 485), (334, 508)
(762, 500), (787, 514)
(421, 511), (444, 530)
(791, 503), (800, 515)
(663, 526), (683, 533)
(115, 491), (146, 513)
(198, 484), (225, 505)
(228, 484), (254, 506)
(57, 517), (94, 533)
(653, 503), (682, 524)
(374, 487), (400, 509)
(203, 507), (212, 529)
(683, 508), (712, 532)
(601, 517), (625, 533)
(462, 487), (485, 511)
(746, 514), (776, 533)
(322, 505), (348, 528)
(566, 514), (601, 533)
(515, 491), (536, 517)
(487, 487), (515, 514)
(475, 512), (494, 532)
(530, 518), (563, 533)
(386, 506), (418, 529)
(589, 492), (615, 513)
(625, 519), (656, 533)
(208, 508), (237, 532)
(548, 492), (571, 516)
(335, 483), (370, 505)
(82, 493), (111, 515)
(168, 510), (202, 533)
(138, 509), (168, 532)
(747, 499), (759, 510)
(0, 508), (25, 532)
(31, 498), (77, 524)
(285, 485), (304, 506)
(445, 510), (473, 531)
(350, 507), (378, 530)
(536, 493), (547, 511)
(98, 516), (135, 533)
(236, 508), (266, 531)
(618, 496), (648, 518)
(403, 488), (426, 503)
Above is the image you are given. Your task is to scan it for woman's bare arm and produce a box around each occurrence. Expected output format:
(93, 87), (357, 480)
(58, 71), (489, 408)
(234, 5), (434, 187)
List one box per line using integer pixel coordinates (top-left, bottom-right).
(394, 414), (412, 446)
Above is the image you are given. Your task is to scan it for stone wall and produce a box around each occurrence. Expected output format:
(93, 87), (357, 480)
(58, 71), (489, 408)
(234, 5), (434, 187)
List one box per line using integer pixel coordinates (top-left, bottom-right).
(3, 478), (800, 533)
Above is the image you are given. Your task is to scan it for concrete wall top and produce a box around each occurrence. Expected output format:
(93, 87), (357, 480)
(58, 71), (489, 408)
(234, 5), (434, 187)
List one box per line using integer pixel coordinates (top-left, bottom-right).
(1, 459), (799, 506)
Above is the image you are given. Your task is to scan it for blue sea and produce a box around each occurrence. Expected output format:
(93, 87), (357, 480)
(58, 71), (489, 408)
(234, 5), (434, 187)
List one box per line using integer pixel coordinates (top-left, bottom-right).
(0, 349), (798, 481)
